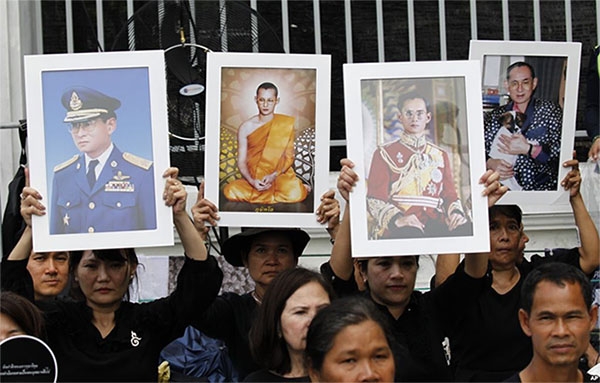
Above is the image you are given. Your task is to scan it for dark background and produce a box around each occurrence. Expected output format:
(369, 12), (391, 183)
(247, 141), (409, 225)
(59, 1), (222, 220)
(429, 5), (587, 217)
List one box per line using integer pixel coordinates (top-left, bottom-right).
(40, 0), (598, 169)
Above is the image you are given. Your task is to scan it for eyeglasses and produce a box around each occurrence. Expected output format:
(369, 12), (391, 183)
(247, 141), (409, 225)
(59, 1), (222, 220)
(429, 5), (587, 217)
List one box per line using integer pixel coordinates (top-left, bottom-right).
(508, 78), (533, 90)
(401, 110), (428, 120)
(257, 98), (276, 105)
(68, 119), (99, 134)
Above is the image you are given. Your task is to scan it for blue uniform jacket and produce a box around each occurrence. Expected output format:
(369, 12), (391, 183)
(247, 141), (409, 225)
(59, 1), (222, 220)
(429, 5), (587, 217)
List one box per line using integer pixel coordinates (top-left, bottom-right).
(50, 146), (156, 234)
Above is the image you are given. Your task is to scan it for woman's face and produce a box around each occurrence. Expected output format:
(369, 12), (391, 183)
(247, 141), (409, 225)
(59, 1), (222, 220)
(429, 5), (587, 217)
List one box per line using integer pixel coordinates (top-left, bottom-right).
(280, 281), (330, 354)
(75, 250), (132, 310)
(0, 313), (26, 341)
(244, 232), (297, 294)
(310, 319), (395, 382)
(363, 257), (417, 310)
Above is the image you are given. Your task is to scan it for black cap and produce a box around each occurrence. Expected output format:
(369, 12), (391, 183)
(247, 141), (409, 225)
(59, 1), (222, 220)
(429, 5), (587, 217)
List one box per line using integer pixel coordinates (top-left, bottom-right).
(221, 228), (310, 267)
(61, 86), (121, 123)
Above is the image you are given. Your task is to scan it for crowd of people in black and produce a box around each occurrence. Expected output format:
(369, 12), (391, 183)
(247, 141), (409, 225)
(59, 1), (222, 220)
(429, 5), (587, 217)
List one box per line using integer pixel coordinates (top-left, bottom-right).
(1, 147), (598, 383)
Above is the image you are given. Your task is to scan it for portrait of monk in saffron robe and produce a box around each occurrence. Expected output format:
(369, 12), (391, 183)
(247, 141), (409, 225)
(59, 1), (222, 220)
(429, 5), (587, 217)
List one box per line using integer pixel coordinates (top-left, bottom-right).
(223, 82), (311, 204)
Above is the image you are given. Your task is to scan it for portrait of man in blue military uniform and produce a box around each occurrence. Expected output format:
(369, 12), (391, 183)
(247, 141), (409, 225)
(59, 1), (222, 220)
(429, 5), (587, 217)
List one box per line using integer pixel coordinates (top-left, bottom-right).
(50, 86), (157, 234)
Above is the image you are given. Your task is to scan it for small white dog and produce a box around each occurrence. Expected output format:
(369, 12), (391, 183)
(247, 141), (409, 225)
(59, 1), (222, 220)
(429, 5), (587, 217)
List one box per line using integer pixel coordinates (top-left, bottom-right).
(489, 110), (527, 191)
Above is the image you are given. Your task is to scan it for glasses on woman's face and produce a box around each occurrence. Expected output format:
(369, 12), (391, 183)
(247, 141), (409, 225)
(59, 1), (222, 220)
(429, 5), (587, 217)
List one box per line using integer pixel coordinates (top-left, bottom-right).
(68, 118), (100, 134)
(401, 109), (427, 121)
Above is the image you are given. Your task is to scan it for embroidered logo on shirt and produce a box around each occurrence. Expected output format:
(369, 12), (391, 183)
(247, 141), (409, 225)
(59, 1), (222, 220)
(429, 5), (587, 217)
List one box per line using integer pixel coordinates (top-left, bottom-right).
(130, 331), (141, 347)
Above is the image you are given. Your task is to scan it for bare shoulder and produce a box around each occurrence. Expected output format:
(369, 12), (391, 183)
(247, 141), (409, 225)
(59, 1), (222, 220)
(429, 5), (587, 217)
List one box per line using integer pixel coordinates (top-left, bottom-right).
(238, 116), (260, 137)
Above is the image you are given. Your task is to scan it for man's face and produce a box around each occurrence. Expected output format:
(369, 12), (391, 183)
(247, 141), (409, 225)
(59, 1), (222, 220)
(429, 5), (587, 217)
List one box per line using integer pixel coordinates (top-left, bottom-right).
(504, 66), (538, 107)
(488, 214), (522, 268)
(26, 251), (70, 300)
(398, 98), (431, 136)
(70, 117), (115, 158)
(519, 281), (597, 368)
(362, 256), (418, 311)
(255, 88), (279, 117)
(243, 232), (297, 292)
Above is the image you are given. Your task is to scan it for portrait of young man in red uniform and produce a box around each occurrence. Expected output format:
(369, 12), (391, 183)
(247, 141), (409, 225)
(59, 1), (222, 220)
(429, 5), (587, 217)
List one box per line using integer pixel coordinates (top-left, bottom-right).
(366, 92), (473, 239)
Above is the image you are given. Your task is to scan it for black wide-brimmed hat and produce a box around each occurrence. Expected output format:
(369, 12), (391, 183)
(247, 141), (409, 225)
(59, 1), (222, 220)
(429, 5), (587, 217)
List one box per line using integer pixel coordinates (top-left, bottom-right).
(222, 228), (310, 267)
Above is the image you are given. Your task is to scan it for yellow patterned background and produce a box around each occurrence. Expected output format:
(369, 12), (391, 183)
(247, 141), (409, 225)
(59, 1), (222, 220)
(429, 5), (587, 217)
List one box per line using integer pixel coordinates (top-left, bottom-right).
(218, 68), (317, 190)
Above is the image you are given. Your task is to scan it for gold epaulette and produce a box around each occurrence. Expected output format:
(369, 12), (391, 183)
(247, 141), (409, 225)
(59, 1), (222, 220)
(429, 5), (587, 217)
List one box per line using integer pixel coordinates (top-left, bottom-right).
(122, 152), (153, 170)
(53, 155), (79, 172)
(426, 141), (444, 154)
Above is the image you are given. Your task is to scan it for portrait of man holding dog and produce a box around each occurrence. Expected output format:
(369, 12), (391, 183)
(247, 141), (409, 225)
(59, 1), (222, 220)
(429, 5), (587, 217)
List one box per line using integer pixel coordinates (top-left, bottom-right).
(484, 61), (563, 191)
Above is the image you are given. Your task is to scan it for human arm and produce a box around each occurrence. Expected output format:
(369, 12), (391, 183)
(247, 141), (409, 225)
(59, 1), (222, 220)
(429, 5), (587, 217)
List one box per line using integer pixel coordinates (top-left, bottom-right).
(497, 132), (530, 156)
(463, 170), (507, 278)
(316, 189), (341, 242)
(191, 181), (219, 242)
(366, 148), (410, 236)
(163, 168), (207, 261)
(497, 131), (553, 165)
(328, 158), (358, 281)
(2, 172), (43, 298)
(434, 254), (460, 288)
(152, 171), (223, 336)
(8, 168), (45, 262)
(439, 150), (467, 231)
(584, 46), (599, 158)
(7, 226), (33, 262)
(561, 158), (599, 274)
(236, 124), (268, 191)
(584, 47), (599, 159)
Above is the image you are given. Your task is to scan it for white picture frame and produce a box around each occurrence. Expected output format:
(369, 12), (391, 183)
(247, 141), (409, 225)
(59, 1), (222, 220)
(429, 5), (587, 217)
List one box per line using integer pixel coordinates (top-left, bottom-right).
(25, 50), (173, 252)
(343, 60), (490, 257)
(470, 40), (582, 211)
(204, 52), (331, 228)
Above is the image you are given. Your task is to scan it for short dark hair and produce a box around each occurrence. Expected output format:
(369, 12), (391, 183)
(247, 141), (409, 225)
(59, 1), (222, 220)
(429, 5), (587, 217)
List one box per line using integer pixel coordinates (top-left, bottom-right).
(249, 267), (335, 375)
(489, 204), (522, 226)
(521, 262), (592, 314)
(0, 291), (46, 339)
(306, 296), (395, 373)
(506, 61), (536, 80)
(69, 248), (138, 301)
(256, 82), (279, 98)
(398, 92), (430, 113)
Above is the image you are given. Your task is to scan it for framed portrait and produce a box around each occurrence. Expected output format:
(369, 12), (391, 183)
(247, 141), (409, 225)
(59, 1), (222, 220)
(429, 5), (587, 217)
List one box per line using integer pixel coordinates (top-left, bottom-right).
(204, 52), (331, 228)
(343, 60), (489, 257)
(470, 40), (582, 210)
(25, 50), (173, 252)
